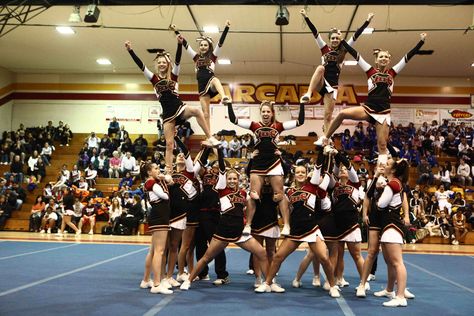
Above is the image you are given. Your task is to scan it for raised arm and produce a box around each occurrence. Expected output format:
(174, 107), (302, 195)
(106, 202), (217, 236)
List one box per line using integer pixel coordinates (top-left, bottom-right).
(392, 33), (427, 75)
(193, 147), (212, 175)
(226, 102), (252, 129)
(172, 25), (198, 59)
(340, 40), (372, 72)
(300, 9), (326, 49)
(282, 103), (305, 130)
(214, 20), (230, 56)
(175, 136), (194, 173)
(215, 148), (227, 190)
(125, 41), (155, 82)
(346, 13), (374, 46)
(172, 40), (183, 77)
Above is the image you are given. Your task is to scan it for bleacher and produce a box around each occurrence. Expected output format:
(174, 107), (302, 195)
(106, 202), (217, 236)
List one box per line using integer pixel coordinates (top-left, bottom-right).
(2, 133), (473, 243)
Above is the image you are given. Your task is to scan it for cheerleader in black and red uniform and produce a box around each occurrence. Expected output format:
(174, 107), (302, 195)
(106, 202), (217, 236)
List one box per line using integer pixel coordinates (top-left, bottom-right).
(375, 159), (411, 307)
(317, 33), (427, 165)
(124, 40), (220, 177)
(165, 137), (199, 287)
(255, 164), (339, 297)
(251, 177), (280, 288)
(193, 147), (230, 284)
(299, 9), (373, 131)
(180, 147), (268, 291)
(140, 163), (172, 295)
(173, 21), (231, 126)
(227, 101), (305, 237)
(330, 150), (365, 288)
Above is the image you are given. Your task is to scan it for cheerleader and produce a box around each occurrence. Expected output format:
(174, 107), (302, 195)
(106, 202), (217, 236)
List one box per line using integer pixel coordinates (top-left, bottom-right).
(356, 165), (386, 297)
(227, 101), (305, 237)
(180, 147), (268, 290)
(125, 40), (220, 177)
(173, 21), (231, 126)
(330, 150), (365, 288)
(140, 163), (172, 295)
(299, 8), (374, 131)
(255, 164), (339, 297)
(376, 159), (411, 307)
(316, 33), (427, 164)
(251, 177), (280, 287)
(194, 147), (230, 284)
(165, 137), (199, 286)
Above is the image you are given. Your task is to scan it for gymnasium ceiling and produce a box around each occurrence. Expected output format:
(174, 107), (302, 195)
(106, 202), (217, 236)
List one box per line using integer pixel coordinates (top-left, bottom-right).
(0, 1), (473, 79)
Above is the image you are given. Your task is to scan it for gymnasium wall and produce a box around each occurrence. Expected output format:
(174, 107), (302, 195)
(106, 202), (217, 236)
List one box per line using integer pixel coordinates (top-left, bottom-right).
(5, 72), (474, 137)
(0, 68), (14, 132)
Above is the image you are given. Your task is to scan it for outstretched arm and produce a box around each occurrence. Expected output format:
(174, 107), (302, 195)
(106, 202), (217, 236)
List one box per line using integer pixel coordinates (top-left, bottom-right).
(392, 33), (427, 75)
(172, 25), (198, 59)
(340, 40), (372, 72)
(226, 102), (252, 129)
(346, 13), (374, 46)
(125, 41), (155, 82)
(282, 103), (305, 130)
(214, 20), (230, 56)
(172, 40), (183, 78)
(175, 136), (194, 173)
(215, 148), (227, 190)
(300, 9), (326, 49)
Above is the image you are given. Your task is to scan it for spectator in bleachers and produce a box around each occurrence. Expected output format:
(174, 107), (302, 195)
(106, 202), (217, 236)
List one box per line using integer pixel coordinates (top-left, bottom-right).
(27, 150), (39, 176)
(5, 155), (24, 184)
(424, 151), (438, 168)
(352, 122), (365, 150)
(38, 206), (57, 234)
(72, 197), (84, 229)
(452, 192), (466, 211)
(78, 143), (90, 169)
(99, 134), (115, 156)
(35, 159), (46, 184)
(40, 142), (53, 166)
(356, 162), (369, 180)
(435, 185), (454, 215)
(92, 151), (109, 178)
(416, 158), (433, 185)
(241, 133), (253, 159)
(119, 171), (134, 190)
(86, 132), (100, 150)
(219, 135), (228, 157)
(177, 121), (193, 144)
(10, 140), (25, 164)
(108, 151), (121, 178)
(409, 191), (424, 221)
(108, 117), (120, 136)
(228, 135), (242, 158)
(54, 121), (64, 141)
(121, 195), (143, 235)
(60, 124), (73, 146)
(72, 176), (89, 200)
(45, 120), (55, 137)
(133, 134), (148, 160)
(151, 150), (164, 165)
(70, 164), (81, 187)
(154, 134), (166, 153)
(108, 197), (124, 233)
(443, 133), (458, 156)
(437, 208), (453, 240)
(84, 164), (98, 188)
(340, 129), (353, 151)
(116, 125), (129, 144)
(458, 137), (471, 158)
(78, 198), (97, 235)
(0, 194), (12, 229)
(452, 210), (468, 245)
(120, 151), (136, 176)
(455, 158), (472, 187)
(434, 162), (453, 190)
(0, 143), (10, 164)
(120, 137), (133, 155)
(29, 195), (45, 232)
(51, 170), (69, 193)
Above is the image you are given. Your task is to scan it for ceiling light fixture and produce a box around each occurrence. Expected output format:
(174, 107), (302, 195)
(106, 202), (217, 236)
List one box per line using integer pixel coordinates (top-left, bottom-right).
(362, 27), (374, 35)
(56, 26), (75, 35)
(218, 59), (231, 65)
(68, 5), (81, 23)
(203, 26), (219, 33)
(96, 58), (112, 65)
(343, 60), (358, 66)
(84, 1), (100, 23)
(275, 5), (289, 26)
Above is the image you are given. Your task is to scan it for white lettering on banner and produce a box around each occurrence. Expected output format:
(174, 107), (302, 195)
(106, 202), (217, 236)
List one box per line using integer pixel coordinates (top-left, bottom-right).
(148, 106), (161, 120)
(105, 104), (142, 122)
(391, 108), (415, 126)
(235, 106), (250, 119)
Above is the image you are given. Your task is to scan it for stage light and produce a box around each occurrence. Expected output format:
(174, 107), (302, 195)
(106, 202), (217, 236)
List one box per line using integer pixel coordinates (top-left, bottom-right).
(56, 26), (75, 35)
(343, 60), (358, 66)
(96, 58), (112, 65)
(218, 59), (232, 65)
(203, 26), (219, 34)
(275, 6), (289, 26)
(84, 3), (100, 23)
(68, 5), (81, 23)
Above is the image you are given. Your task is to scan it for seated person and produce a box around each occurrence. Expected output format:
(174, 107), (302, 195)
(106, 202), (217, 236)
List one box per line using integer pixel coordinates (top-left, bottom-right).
(108, 117), (120, 136)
